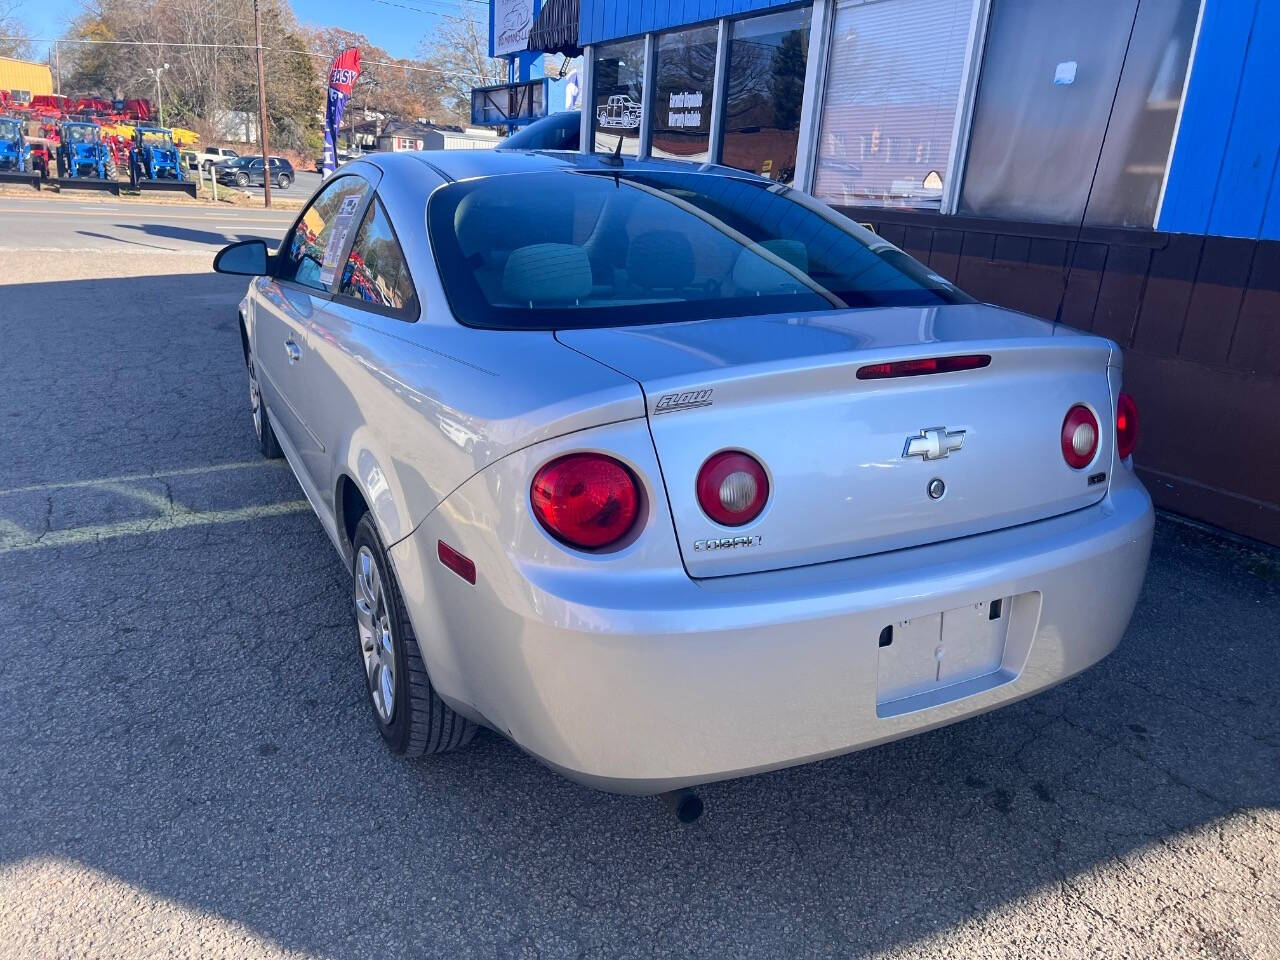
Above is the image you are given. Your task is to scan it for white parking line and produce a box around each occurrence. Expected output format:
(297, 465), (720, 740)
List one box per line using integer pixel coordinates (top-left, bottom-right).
(0, 499), (311, 554)
(0, 459), (286, 497)
(96, 481), (193, 516)
(0, 460), (309, 554)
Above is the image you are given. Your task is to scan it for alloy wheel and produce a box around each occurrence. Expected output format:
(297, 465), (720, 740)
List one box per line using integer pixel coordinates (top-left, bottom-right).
(247, 358), (263, 440)
(355, 546), (396, 723)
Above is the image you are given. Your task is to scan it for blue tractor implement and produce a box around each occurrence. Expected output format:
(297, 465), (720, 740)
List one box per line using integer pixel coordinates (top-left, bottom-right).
(131, 126), (197, 197)
(56, 121), (120, 193)
(0, 115), (40, 188)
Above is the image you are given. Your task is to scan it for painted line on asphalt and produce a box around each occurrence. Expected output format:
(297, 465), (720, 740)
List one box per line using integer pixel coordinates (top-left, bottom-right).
(0, 212), (289, 225)
(0, 247), (218, 254)
(96, 481), (194, 516)
(0, 499), (311, 554)
(0, 459), (288, 496)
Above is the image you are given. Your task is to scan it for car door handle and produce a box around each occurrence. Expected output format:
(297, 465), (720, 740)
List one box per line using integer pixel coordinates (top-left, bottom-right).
(285, 339), (301, 364)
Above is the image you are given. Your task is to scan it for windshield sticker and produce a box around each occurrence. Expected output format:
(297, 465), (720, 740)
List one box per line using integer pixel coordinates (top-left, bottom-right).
(319, 193), (364, 287)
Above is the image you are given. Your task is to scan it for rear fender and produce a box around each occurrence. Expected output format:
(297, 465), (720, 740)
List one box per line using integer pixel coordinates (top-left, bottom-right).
(332, 423), (415, 555)
(388, 416), (680, 722)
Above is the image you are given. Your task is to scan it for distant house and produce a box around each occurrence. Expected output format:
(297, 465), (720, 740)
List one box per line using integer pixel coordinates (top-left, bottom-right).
(376, 119), (500, 152)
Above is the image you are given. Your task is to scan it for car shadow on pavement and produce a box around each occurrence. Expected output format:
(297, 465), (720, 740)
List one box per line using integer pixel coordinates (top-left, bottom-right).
(119, 221), (285, 250)
(0, 271), (1277, 958)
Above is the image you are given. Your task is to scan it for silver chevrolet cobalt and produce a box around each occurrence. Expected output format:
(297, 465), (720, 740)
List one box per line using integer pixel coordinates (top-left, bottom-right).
(215, 150), (1154, 797)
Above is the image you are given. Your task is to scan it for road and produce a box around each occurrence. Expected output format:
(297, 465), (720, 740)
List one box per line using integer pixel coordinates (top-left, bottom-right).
(0, 196), (296, 255)
(0, 199), (1277, 960)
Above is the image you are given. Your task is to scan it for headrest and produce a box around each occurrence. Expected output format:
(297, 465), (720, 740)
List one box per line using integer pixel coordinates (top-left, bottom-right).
(626, 230), (695, 290)
(502, 243), (593, 305)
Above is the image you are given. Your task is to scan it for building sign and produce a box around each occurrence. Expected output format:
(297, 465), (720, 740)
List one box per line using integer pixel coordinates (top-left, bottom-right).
(493, 0), (535, 57)
(667, 90), (703, 128)
(597, 94), (642, 129)
(650, 25), (717, 162)
(591, 39), (645, 155)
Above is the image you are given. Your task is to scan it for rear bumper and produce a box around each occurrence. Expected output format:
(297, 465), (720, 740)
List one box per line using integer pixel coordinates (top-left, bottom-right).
(391, 470), (1154, 794)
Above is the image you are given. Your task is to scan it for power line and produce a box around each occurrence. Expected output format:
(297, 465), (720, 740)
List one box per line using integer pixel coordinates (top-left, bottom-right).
(367, 0), (484, 19)
(0, 35), (498, 80)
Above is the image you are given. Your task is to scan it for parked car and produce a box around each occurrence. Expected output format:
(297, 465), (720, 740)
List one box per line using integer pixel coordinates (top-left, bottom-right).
(499, 110), (580, 151)
(194, 145), (239, 173)
(314, 148), (365, 173)
(213, 151), (1153, 806)
(216, 155), (294, 189)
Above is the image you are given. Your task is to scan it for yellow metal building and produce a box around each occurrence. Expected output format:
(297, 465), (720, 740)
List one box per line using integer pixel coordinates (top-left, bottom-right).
(0, 57), (54, 99)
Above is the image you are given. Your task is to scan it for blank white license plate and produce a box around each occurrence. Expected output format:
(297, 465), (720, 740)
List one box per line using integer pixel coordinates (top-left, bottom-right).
(875, 596), (1017, 714)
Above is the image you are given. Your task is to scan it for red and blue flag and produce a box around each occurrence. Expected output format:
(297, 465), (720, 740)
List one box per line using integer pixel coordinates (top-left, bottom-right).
(323, 47), (362, 178)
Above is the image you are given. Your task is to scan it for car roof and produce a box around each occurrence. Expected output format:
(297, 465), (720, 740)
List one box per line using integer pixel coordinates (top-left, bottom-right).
(360, 147), (766, 185)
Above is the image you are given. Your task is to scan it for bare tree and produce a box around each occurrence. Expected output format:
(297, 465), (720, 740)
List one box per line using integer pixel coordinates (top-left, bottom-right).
(417, 15), (506, 127)
(0, 0), (34, 59)
(61, 0), (322, 151)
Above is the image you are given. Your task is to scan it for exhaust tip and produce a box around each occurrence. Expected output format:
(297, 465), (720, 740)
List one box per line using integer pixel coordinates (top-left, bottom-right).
(661, 788), (704, 824)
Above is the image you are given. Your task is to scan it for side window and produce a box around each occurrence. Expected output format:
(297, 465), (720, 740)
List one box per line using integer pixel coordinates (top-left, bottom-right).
(276, 175), (370, 292)
(336, 197), (418, 319)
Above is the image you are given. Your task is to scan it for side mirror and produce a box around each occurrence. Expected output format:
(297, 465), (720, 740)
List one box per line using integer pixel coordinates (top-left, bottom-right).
(214, 239), (270, 276)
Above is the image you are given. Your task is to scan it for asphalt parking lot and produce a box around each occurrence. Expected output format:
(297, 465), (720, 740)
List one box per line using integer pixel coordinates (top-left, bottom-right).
(0, 199), (1277, 959)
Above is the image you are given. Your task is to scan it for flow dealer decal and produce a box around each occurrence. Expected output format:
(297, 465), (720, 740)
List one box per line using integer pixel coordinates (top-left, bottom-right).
(653, 388), (713, 415)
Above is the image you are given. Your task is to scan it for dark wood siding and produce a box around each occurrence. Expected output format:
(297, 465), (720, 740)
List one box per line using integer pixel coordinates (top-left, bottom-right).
(843, 206), (1280, 546)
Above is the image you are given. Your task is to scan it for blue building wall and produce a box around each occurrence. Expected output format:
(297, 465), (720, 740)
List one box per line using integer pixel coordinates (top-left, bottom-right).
(1158, 0), (1280, 240)
(579, 0), (796, 45)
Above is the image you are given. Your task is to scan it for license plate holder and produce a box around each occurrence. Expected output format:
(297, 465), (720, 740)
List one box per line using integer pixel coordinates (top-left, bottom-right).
(875, 595), (1027, 717)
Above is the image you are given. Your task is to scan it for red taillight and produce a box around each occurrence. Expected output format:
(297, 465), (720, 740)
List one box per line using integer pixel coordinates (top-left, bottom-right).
(530, 453), (639, 550)
(1061, 404), (1100, 469)
(1116, 392), (1139, 460)
(696, 451), (769, 526)
(856, 354), (991, 380)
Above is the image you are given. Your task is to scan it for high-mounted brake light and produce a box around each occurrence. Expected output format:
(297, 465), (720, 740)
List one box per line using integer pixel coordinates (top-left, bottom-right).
(530, 453), (639, 550)
(1061, 405), (1100, 469)
(697, 451), (769, 526)
(856, 354), (990, 380)
(1116, 392), (1139, 460)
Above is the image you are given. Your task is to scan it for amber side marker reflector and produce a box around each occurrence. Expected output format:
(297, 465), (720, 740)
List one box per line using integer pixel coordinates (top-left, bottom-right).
(438, 540), (476, 585)
(856, 354), (991, 380)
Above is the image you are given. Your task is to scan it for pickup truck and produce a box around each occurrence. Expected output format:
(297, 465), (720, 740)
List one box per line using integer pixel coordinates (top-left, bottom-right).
(193, 145), (240, 173)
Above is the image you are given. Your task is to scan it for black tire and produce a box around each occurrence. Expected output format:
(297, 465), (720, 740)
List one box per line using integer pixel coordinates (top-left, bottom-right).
(235, 171), (249, 187)
(352, 512), (477, 756)
(246, 351), (283, 459)
(277, 173), (291, 190)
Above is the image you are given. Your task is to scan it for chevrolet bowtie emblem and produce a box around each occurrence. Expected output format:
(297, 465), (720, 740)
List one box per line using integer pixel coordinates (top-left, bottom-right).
(903, 427), (966, 461)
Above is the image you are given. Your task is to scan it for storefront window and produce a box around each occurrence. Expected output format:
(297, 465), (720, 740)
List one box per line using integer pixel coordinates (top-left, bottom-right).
(960, 0), (1199, 227)
(720, 8), (811, 184)
(592, 38), (646, 156)
(650, 24), (719, 163)
(813, 0), (975, 209)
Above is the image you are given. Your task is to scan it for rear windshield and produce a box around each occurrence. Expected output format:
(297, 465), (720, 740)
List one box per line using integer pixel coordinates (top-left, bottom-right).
(428, 170), (970, 330)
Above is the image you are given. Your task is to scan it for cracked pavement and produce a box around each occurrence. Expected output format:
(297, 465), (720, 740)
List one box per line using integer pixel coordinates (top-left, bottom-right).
(0, 223), (1278, 959)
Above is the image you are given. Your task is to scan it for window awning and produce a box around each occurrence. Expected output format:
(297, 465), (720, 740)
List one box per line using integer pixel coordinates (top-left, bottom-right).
(527, 0), (582, 57)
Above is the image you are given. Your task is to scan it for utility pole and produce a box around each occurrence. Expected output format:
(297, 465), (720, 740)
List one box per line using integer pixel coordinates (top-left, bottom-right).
(254, 0), (272, 208)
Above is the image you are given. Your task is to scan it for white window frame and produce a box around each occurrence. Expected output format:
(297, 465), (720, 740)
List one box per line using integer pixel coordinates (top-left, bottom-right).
(795, 0), (992, 210)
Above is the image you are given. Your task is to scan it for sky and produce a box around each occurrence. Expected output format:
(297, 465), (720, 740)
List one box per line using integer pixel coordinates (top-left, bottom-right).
(18, 0), (485, 60)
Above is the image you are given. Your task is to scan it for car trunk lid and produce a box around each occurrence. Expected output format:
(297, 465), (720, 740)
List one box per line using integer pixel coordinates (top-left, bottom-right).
(557, 303), (1116, 578)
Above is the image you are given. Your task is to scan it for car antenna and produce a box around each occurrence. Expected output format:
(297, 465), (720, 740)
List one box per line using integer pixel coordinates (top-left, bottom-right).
(600, 134), (625, 167)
